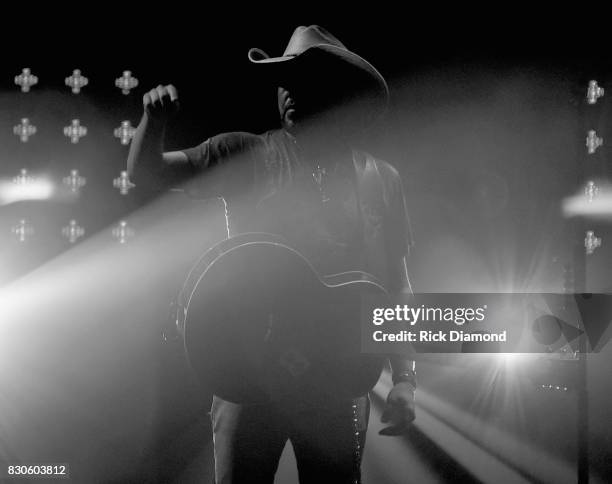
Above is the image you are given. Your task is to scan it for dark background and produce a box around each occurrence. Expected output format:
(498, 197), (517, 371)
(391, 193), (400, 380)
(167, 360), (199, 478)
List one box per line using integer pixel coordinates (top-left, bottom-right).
(1, 9), (611, 484)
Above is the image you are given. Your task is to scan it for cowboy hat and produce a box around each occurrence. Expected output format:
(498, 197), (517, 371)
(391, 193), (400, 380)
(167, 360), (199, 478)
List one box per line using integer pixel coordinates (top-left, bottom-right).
(248, 25), (389, 115)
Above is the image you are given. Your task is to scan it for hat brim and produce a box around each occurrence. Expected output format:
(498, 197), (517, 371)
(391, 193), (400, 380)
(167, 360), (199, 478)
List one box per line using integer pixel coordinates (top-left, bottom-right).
(248, 43), (389, 121)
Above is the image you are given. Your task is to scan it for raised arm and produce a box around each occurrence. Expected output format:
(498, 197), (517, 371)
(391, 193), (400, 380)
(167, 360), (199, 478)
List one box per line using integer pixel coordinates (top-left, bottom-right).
(127, 84), (192, 190)
(127, 84), (260, 199)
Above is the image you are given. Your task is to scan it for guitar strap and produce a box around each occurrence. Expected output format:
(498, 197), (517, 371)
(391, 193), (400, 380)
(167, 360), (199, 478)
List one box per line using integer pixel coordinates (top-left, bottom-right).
(352, 149), (382, 209)
(352, 149), (386, 274)
(352, 150), (414, 294)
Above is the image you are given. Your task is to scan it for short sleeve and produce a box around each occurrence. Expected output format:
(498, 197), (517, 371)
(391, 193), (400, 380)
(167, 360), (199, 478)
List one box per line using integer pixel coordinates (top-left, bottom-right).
(180, 132), (262, 199)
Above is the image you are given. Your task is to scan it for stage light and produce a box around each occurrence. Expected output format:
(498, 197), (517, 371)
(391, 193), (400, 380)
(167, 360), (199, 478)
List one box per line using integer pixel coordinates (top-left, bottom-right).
(13, 118), (37, 142)
(0, 170), (54, 205)
(584, 180), (599, 203)
(113, 171), (135, 195)
(500, 353), (521, 364)
(62, 169), (87, 194)
(1, 179), (54, 203)
(492, 353), (537, 373)
(115, 70), (138, 95)
(562, 180), (612, 219)
(529, 355), (579, 392)
(65, 69), (89, 94)
(460, 330), (502, 353)
(539, 384), (569, 392)
(586, 80), (604, 105)
(586, 130), (603, 154)
(62, 220), (85, 244)
(13, 168), (33, 185)
(14, 68), (38, 92)
(114, 121), (136, 145)
(584, 230), (601, 255)
(11, 219), (34, 242)
(63, 119), (87, 144)
(112, 220), (134, 244)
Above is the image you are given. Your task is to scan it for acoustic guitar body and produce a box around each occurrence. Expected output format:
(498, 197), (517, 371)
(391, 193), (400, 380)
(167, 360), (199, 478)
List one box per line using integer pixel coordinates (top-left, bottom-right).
(180, 233), (386, 404)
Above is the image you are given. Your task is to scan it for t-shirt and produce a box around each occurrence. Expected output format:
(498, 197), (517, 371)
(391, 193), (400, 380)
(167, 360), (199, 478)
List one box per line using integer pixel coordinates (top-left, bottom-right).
(181, 128), (413, 290)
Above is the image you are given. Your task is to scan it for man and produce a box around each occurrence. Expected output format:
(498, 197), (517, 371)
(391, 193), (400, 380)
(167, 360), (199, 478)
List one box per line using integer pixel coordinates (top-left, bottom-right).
(128, 25), (417, 484)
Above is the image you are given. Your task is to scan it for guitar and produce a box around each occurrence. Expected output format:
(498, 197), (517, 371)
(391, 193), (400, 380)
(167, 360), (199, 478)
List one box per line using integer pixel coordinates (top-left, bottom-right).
(174, 233), (386, 404)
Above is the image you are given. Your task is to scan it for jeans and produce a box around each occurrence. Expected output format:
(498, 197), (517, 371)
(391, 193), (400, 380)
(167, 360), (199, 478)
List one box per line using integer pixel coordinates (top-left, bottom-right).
(210, 395), (370, 484)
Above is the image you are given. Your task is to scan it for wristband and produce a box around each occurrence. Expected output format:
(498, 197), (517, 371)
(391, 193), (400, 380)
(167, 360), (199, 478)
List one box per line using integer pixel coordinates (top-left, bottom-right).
(392, 369), (417, 388)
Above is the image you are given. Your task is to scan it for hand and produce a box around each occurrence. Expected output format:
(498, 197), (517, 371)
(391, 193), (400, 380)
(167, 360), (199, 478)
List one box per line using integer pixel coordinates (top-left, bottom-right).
(143, 84), (180, 121)
(379, 382), (416, 436)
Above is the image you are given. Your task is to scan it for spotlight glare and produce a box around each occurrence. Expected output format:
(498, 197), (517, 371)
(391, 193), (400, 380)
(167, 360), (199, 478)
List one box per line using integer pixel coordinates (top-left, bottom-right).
(501, 353), (519, 363)
(0, 178), (54, 205)
(562, 180), (612, 219)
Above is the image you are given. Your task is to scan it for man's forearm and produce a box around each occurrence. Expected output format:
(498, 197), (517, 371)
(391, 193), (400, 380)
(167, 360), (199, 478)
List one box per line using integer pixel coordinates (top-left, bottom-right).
(127, 114), (166, 186)
(388, 256), (416, 388)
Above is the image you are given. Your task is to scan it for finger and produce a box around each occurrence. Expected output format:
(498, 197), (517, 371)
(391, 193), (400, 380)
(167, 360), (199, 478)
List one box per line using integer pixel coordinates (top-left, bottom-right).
(378, 426), (402, 436)
(378, 424), (410, 436)
(155, 85), (166, 107)
(148, 88), (160, 106)
(143, 92), (152, 108)
(166, 85), (180, 114)
(166, 84), (179, 102)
